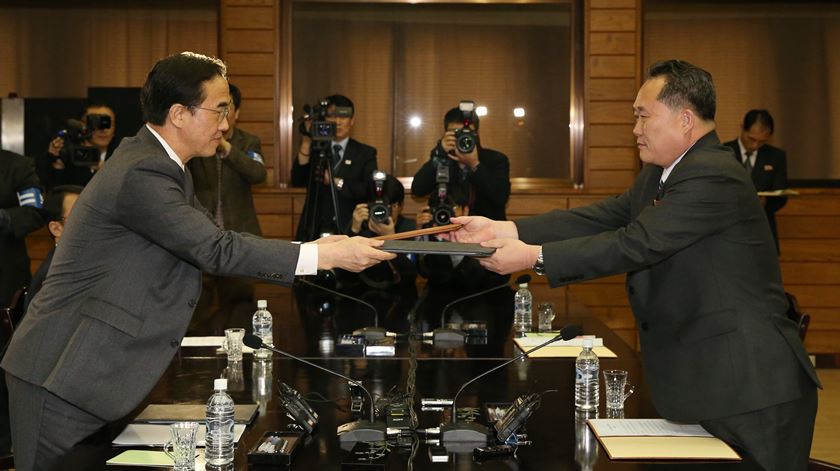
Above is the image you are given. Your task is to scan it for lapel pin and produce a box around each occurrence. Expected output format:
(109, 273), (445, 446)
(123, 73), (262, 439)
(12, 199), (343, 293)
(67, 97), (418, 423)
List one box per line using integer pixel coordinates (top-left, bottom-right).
(344, 160), (352, 165)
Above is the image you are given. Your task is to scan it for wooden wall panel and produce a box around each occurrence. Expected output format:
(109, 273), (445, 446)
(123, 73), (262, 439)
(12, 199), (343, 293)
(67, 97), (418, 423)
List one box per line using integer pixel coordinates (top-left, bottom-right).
(590, 32), (636, 55)
(589, 101), (635, 123)
(222, 6), (274, 30)
(223, 30), (274, 52)
(589, 147), (637, 170)
(587, 170), (636, 189)
(589, 124), (636, 146)
(590, 10), (637, 32)
(590, 78), (637, 101)
(589, 55), (636, 77)
(237, 98), (274, 122)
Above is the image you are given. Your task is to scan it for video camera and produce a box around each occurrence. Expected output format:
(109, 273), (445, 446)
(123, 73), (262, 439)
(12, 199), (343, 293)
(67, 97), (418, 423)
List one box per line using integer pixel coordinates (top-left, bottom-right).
(368, 170), (391, 225)
(56, 114), (112, 167)
(298, 100), (337, 143)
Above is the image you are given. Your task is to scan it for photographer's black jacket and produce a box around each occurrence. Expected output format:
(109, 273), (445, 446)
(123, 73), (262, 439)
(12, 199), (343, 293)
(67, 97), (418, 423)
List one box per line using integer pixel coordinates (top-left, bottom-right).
(411, 146), (510, 221)
(291, 138), (378, 240)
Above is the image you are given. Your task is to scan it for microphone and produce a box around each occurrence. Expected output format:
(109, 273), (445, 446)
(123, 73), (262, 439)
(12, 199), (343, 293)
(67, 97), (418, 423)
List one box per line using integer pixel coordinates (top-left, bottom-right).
(432, 274), (530, 344)
(297, 278), (386, 341)
(440, 324), (583, 443)
(242, 334), (386, 442)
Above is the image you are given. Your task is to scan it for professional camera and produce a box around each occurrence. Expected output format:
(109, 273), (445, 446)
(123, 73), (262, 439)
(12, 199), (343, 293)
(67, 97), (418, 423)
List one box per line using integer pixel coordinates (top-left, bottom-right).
(368, 170), (391, 225)
(298, 101), (336, 142)
(56, 114), (111, 167)
(454, 100), (479, 154)
(429, 160), (456, 226)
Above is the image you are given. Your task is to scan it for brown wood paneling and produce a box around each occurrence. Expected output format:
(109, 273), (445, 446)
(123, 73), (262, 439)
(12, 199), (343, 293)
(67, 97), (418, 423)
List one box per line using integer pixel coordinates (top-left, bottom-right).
(781, 262), (840, 285)
(506, 196), (569, 215)
(786, 285), (840, 308)
(782, 196), (840, 216)
(239, 122), (274, 146)
(257, 214), (294, 238)
(223, 29), (274, 53)
(225, 0), (273, 6)
(590, 78), (638, 101)
(777, 215), (840, 239)
(568, 283), (628, 306)
(590, 32), (636, 55)
(590, 55), (636, 77)
(803, 331), (840, 354)
(590, 0), (636, 8)
(589, 124), (635, 146)
(222, 6), (274, 30)
(588, 169), (636, 188)
(589, 101), (634, 124)
(253, 194), (294, 214)
(611, 329), (638, 349)
(588, 306), (636, 329)
(568, 196), (611, 209)
(589, 147), (637, 170)
(227, 75), (275, 98)
(590, 9), (636, 32)
(224, 52), (274, 75)
(806, 308), (840, 331)
(237, 97), (274, 122)
(779, 240), (840, 263)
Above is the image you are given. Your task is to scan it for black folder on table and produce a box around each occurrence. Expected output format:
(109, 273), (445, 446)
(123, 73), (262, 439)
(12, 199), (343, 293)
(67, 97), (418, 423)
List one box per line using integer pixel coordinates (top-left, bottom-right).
(134, 404), (259, 425)
(380, 240), (495, 257)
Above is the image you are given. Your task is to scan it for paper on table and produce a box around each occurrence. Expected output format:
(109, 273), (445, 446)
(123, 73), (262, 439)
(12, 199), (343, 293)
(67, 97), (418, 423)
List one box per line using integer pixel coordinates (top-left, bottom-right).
(588, 419), (713, 437)
(107, 449), (207, 468)
(597, 436), (741, 460)
(180, 336), (254, 354)
(757, 189), (799, 197)
(512, 338), (617, 358)
(113, 423), (246, 447)
(513, 334), (603, 348)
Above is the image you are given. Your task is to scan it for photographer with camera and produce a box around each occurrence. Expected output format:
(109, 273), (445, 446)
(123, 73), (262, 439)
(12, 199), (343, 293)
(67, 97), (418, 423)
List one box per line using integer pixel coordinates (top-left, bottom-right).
(291, 94), (378, 240)
(343, 171), (417, 289)
(411, 102), (510, 221)
(40, 102), (116, 190)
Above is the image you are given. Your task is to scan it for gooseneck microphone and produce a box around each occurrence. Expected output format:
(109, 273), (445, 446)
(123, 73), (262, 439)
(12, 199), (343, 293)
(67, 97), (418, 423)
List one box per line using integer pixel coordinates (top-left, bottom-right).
(440, 324), (583, 442)
(242, 334), (386, 442)
(297, 278), (386, 341)
(432, 274), (530, 344)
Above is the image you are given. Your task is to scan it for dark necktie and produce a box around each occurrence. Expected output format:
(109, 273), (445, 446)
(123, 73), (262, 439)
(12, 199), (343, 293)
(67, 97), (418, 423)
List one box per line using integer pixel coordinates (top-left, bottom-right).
(332, 144), (343, 170)
(654, 179), (665, 205)
(743, 152), (753, 173)
(214, 153), (224, 229)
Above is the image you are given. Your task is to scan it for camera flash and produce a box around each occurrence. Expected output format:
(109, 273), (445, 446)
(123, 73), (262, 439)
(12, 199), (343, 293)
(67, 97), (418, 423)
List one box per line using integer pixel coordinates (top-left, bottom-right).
(409, 116), (422, 128)
(513, 107), (526, 118)
(475, 106), (488, 117)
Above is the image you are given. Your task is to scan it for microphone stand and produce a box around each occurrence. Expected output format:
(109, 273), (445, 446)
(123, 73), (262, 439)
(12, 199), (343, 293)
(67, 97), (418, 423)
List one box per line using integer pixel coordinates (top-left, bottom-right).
(440, 325), (582, 442)
(297, 278), (386, 341)
(243, 334), (386, 442)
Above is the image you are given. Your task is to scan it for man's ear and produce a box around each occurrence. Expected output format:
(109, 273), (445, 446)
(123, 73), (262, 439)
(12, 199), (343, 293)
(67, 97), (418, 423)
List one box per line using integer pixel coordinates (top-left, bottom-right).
(48, 221), (63, 240)
(681, 109), (696, 134)
(169, 104), (189, 129)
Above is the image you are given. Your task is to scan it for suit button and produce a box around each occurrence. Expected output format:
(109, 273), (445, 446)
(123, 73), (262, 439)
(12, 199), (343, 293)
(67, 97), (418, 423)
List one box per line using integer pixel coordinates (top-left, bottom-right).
(188, 299), (196, 307)
(628, 286), (635, 295)
(640, 322), (648, 331)
(170, 339), (180, 348)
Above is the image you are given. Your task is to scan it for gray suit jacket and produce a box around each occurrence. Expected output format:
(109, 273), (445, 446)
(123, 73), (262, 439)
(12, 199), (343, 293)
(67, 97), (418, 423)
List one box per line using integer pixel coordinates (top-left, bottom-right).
(516, 131), (818, 421)
(2, 126), (299, 421)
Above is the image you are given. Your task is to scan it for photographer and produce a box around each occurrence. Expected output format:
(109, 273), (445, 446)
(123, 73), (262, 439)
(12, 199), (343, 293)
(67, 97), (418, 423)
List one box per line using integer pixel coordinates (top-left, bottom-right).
(411, 104), (510, 221)
(39, 102), (116, 190)
(416, 185), (508, 289)
(345, 172), (417, 289)
(291, 94), (378, 240)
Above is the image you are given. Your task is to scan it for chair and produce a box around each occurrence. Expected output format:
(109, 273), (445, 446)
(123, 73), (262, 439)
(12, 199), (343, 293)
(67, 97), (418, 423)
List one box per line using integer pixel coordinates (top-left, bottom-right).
(1, 286), (27, 350)
(785, 292), (810, 341)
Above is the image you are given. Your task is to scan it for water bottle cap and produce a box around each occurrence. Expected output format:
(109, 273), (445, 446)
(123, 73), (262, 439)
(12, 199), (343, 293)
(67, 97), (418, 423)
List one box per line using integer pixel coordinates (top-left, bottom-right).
(257, 300), (267, 309)
(214, 378), (228, 391)
(519, 283), (528, 288)
(582, 338), (594, 348)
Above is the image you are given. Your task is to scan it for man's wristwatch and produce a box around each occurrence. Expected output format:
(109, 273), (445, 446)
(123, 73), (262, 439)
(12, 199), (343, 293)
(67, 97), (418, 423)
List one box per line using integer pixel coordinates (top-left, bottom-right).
(335, 177), (344, 191)
(533, 246), (545, 275)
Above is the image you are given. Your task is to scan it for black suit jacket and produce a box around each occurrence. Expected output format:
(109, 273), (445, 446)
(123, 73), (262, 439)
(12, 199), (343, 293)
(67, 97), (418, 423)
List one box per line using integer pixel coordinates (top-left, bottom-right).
(516, 131), (818, 422)
(723, 140), (788, 251)
(411, 146), (510, 221)
(292, 138), (378, 240)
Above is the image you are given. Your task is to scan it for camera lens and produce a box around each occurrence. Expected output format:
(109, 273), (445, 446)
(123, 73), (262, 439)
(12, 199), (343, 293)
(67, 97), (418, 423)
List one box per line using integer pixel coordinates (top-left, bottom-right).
(369, 202), (390, 224)
(456, 133), (476, 154)
(432, 206), (454, 226)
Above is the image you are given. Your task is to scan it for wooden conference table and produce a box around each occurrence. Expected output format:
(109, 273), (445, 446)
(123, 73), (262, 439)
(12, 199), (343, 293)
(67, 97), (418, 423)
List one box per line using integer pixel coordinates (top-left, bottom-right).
(104, 282), (753, 470)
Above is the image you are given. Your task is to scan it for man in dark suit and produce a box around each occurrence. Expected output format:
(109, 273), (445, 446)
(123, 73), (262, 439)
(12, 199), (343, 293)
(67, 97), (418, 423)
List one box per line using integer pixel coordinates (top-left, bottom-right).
(411, 106), (511, 221)
(292, 94), (378, 240)
(1, 51), (393, 471)
(188, 82), (266, 330)
(451, 60), (819, 470)
(724, 109), (788, 253)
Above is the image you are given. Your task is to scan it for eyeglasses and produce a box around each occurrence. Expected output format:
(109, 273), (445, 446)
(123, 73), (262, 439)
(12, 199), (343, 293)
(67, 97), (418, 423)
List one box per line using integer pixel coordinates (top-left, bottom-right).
(190, 105), (230, 124)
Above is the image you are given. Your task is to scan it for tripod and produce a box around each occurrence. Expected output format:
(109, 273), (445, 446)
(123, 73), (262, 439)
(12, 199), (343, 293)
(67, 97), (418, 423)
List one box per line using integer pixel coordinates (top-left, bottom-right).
(299, 141), (343, 241)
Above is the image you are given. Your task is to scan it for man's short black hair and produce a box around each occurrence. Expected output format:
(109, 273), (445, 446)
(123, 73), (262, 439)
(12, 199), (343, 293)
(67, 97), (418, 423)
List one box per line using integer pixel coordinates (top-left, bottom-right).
(647, 60), (716, 121)
(141, 51), (227, 125)
(229, 83), (242, 110)
(742, 109), (774, 134)
(443, 107), (479, 131)
(43, 185), (83, 222)
(82, 100), (113, 116)
(326, 94), (354, 117)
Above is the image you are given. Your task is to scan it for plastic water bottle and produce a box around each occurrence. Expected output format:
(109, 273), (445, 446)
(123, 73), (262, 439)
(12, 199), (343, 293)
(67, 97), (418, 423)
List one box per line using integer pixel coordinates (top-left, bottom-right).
(205, 378), (235, 465)
(513, 283), (533, 334)
(575, 338), (600, 411)
(252, 299), (273, 360)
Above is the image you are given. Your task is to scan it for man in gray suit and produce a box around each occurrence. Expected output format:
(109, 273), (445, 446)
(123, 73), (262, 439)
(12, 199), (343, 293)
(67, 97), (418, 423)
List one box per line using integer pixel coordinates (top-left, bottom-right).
(1, 51), (393, 471)
(451, 60), (819, 470)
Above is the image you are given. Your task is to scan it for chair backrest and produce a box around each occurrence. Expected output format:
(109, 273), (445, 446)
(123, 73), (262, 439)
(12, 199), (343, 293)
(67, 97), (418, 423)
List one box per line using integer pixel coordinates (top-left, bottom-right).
(1, 286), (27, 350)
(5, 286), (26, 327)
(785, 292), (810, 341)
